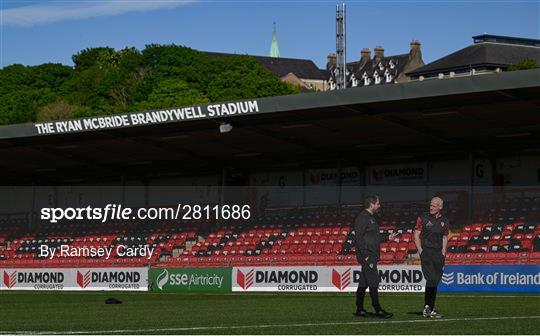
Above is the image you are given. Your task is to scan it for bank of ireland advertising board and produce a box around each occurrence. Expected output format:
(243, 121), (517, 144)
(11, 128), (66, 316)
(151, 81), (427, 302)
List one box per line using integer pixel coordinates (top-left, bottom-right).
(439, 265), (540, 293)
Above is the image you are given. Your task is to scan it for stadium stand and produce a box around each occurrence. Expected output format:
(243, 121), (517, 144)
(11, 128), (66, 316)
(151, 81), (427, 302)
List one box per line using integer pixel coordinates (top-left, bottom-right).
(1, 196), (538, 268)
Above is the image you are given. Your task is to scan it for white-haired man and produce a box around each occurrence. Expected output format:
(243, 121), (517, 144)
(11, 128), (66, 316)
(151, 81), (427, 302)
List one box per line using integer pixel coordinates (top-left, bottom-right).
(414, 196), (449, 318)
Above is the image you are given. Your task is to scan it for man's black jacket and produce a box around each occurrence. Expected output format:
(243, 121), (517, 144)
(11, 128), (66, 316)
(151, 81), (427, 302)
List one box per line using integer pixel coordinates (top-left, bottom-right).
(353, 210), (390, 262)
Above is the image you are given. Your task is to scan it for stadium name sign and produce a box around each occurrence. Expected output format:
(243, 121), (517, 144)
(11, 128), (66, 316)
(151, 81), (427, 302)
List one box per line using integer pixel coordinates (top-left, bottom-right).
(33, 100), (260, 135)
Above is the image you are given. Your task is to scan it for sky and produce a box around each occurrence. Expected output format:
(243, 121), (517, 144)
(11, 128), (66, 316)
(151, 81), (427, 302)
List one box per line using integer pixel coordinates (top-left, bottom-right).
(0, 0), (539, 69)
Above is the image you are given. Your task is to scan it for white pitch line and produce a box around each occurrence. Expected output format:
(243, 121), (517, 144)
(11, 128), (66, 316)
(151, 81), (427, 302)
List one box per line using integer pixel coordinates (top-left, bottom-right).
(1, 315), (539, 335)
(439, 295), (540, 298)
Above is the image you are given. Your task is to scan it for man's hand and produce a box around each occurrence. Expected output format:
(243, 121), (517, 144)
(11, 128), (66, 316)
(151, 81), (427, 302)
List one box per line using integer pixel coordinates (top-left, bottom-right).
(441, 249), (446, 257)
(414, 229), (422, 257)
(388, 233), (399, 241)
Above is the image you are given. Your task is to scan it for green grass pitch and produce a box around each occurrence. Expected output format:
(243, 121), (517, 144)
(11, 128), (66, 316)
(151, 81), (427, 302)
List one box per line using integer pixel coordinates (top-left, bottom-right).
(0, 292), (539, 334)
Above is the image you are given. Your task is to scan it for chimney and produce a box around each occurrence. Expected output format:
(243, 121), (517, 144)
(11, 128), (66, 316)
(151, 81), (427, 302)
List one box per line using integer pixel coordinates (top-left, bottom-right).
(359, 48), (371, 68)
(408, 39), (424, 67)
(399, 39), (425, 82)
(374, 46), (385, 60)
(326, 53), (337, 71)
(410, 39), (421, 56)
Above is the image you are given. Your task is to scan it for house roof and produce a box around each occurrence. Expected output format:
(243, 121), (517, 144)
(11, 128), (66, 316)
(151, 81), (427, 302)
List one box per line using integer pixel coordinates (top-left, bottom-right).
(472, 34), (540, 47)
(408, 41), (540, 77)
(348, 53), (409, 75)
(327, 53), (412, 87)
(203, 51), (327, 80)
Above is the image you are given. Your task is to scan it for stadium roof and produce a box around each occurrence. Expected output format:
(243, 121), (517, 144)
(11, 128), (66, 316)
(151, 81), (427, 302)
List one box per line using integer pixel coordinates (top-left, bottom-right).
(0, 68), (539, 184)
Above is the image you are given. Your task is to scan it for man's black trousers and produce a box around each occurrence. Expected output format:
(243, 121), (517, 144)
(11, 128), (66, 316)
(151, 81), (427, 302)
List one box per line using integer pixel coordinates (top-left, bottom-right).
(420, 248), (445, 287)
(356, 255), (381, 311)
(420, 248), (445, 309)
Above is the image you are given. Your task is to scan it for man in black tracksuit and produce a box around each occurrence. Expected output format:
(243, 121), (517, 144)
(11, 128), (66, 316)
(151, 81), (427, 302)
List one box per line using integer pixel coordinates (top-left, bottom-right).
(414, 196), (449, 318)
(353, 195), (397, 319)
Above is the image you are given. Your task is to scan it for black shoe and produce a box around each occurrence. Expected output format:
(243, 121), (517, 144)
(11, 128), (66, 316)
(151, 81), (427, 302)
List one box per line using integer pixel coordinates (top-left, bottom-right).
(375, 310), (393, 319)
(352, 309), (368, 317)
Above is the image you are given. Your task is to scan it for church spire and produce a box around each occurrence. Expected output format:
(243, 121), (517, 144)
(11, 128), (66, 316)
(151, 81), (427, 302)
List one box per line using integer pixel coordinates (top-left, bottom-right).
(269, 22), (280, 58)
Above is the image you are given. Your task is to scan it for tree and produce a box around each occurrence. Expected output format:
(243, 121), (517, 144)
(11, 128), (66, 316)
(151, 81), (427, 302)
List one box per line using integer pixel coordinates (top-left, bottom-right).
(507, 59), (538, 71)
(1, 44), (301, 125)
(135, 78), (209, 111)
(37, 100), (77, 122)
(205, 55), (300, 101)
(72, 47), (116, 71)
(0, 89), (45, 125)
